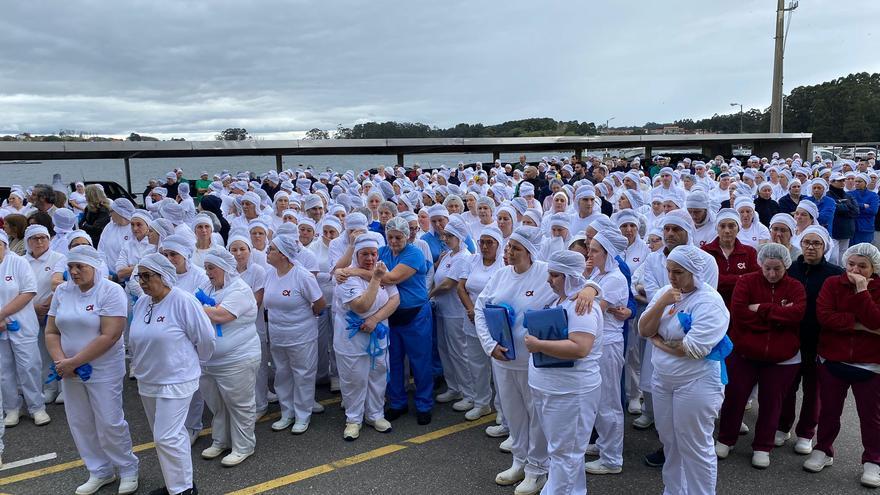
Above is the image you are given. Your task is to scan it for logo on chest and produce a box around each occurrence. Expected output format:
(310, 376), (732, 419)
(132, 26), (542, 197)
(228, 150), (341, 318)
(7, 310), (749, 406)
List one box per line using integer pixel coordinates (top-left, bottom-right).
(632, 257), (640, 263)
(156, 316), (166, 323)
(44, 266), (51, 272)
(85, 304), (94, 312)
(4, 276), (12, 282)
(282, 289), (292, 297)
(525, 290), (534, 297)
(737, 262), (746, 270)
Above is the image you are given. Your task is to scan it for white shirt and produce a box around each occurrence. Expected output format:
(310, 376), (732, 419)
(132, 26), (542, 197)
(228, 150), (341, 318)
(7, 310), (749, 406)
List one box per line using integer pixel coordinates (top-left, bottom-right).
(176, 265), (211, 295)
(263, 264), (323, 347)
(528, 298), (603, 395)
(737, 221), (771, 249)
(204, 276), (260, 366)
(333, 275), (398, 356)
(309, 238), (335, 303)
(621, 238), (650, 274)
(26, 249), (65, 306)
(590, 268), (629, 345)
(49, 277), (128, 382)
(129, 287), (216, 389)
(0, 251), (39, 340)
(115, 236), (155, 272)
(97, 221), (131, 275)
(432, 250), (470, 317)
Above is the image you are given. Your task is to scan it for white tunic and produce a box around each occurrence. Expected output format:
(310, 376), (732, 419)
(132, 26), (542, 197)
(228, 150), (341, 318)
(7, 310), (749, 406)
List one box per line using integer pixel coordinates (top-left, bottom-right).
(333, 276), (398, 356)
(26, 250), (65, 306)
(97, 222), (131, 275)
(203, 276), (260, 367)
(0, 251), (39, 340)
(736, 221), (771, 249)
(263, 264), (323, 347)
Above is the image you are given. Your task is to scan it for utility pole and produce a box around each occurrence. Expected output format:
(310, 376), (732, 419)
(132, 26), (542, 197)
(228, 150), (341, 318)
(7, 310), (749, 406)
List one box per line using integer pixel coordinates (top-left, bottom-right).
(730, 103), (744, 133)
(770, 0), (798, 133)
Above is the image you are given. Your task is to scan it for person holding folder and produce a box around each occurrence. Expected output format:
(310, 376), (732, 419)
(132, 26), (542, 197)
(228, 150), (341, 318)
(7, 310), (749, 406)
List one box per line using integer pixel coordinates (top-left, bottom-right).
(523, 250), (603, 495)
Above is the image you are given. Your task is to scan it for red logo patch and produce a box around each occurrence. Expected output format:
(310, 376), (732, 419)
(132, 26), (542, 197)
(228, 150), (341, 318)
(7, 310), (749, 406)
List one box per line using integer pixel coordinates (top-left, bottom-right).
(85, 304), (94, 311)
(282, 289), (291, 297)
(525, 290), (534, 297)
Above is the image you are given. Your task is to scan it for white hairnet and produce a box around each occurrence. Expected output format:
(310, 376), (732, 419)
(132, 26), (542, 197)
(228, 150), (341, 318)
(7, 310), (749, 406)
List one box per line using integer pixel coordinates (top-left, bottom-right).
(715, 208), (741, 229)
(444, 216), (469, 243)
(547, 250), (588, 299)
(478, 225), (504, 246)
(769, 213), (796, 235)
(66, 245), (103, 271)
(660, 209), (695, 245)
(592, 230), (628, 274)
(667, 245), (709, 285)
(138, 252), (178, 288)
(508, 226), (542, 261)
(160, 233), (194, 258)
(758, 242), (793, 269)
(24, 225), (50, 245)
(271, 234), (302, 262)
(353, 232), (382, 262)
(385, 216), (411, 238)
(843, 243), (880, 274)
(799, 225), (831, 254)
(204, 247), (238, 278)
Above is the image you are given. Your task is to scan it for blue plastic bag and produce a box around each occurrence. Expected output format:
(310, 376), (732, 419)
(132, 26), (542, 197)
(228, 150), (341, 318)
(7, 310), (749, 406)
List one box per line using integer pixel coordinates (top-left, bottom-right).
(677, 311), (733, 384)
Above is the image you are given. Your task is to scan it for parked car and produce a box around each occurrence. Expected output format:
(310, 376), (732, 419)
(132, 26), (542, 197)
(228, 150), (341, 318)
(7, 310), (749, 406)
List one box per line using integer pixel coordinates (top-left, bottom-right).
(853, 147), (878, 160)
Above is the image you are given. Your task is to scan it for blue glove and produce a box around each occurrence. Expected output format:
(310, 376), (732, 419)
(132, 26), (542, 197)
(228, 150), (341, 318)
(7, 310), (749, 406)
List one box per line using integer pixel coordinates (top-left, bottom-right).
(46, 362), (92, 384)
(6, 320), (20, 332)
(677, 311), (733, 385)
(345, 311), (389, 369)
(63, 270), (69, 281)
(195, 289), (222, 336)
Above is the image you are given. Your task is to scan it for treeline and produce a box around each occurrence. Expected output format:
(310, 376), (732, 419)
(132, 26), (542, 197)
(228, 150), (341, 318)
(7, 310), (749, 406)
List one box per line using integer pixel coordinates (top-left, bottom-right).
(333, 118), (598, 139)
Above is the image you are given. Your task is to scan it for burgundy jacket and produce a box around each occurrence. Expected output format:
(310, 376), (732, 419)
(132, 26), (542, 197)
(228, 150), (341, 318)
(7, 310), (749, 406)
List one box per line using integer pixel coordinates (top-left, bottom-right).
(702, 238), (759, 307)
(816, 274), (880, 364)
(730, 271), (806, 362)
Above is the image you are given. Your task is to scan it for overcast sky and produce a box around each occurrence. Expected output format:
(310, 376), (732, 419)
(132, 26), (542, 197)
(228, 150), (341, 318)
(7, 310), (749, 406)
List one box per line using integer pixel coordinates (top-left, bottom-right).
(1, 0), (877, 140)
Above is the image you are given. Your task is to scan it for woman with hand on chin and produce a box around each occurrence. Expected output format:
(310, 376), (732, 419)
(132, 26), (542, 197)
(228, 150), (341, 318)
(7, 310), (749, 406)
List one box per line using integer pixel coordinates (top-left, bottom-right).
(45, 245), (139, 495)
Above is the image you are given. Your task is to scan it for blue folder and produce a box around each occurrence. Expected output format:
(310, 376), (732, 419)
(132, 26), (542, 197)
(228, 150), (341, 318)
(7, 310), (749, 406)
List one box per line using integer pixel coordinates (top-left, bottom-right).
(523, 306), (574, 368)
(484, 304), (516, 360)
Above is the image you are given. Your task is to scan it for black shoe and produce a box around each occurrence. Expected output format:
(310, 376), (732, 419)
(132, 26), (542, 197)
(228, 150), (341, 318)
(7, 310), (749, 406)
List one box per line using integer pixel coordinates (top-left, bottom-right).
(644, 447), (665, 467)
(174, 484), (198, 495)
(148, 488), (169, 495)
(433, 375), (446, 391)
(385, 407), (408, 421)
(417, 411), (432, 425)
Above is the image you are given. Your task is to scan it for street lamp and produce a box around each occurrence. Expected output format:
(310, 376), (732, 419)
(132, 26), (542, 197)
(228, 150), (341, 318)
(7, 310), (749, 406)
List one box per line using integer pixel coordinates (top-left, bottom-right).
(730, 103), (744, 133)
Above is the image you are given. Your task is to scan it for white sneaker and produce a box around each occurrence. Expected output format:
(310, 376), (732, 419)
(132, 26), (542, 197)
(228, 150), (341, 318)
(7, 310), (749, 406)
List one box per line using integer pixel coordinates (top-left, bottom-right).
(452, 399), (474, 412)
(514, 474), (546, 495)
(715, 441), (731, 459)
(54, 392), (64, 404)
(117, 475), (138, 495)
(312, 402), (325, 414)
(774, 430), (791, 447)
(495, 464), (525, 486)
(271, 417), (294, 431)
(436, 390), (462, 403)
(751, 451), (770, 469)
(496, 413), (503, 425)
(862, 462), (880, 488)
(267, 391), (279, 403)
(4, 409), (20, 427)
(201, 443), (226, 459)
(365, 417), (392, 433)
(794, 437), (814, 455)
(330, 377), (340, 392)
(75, 475), (117, 495)
(585, 443), (599, 456)
(803, 450), (833, 472)
(42, 389), (59, 404)
(465, 405), (492, 421)
(291, 420), (310, 434)
(32, 409), (51, 426)
(221, 451), (251, 467)
(632, 414), (654, 430)
(745, 399), (754, 410)
(739, 422), (750, 435)
(485, 424), (509, 438)
(585, 459), (622, 475)
(627, 398), (642, 415)
(499, 437), (513, 453)
(343, 422), (361, 441)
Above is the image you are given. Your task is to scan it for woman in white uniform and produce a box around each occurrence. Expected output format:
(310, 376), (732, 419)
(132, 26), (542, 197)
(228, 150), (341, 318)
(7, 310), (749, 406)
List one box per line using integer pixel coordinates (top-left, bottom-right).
(115, 211), (156, 282)
(45, 245), (139, 495)
(264, 235), (326, 434)
(735, 197), (771, 249)
(198, 248), (261, 467)
(97, 199), (135, 279)
(334, 233), (399, 440)
(129, 253), (215, 495)
(310, 216), (341, 392)
(639, 245), (729, 495)
(430, 216), (473, 409)
(0, 231), (49, 427)
(524, 250), (603, 495)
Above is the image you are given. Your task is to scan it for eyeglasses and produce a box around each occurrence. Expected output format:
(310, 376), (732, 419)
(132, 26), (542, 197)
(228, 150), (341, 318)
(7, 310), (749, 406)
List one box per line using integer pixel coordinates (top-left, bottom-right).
(133, 272), (155, 282)
(144, 303), (154, 324)
(801, 240), (824, 249)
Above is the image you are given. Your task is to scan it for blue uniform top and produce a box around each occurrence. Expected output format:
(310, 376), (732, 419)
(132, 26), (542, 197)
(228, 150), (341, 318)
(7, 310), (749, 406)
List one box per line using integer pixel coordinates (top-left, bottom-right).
(379, 244), (428, 309)
(422, 231), (476, 263)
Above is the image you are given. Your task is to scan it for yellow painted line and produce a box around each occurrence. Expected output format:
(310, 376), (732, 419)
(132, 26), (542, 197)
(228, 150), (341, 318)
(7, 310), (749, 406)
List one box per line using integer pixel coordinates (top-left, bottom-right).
(0, 397), (341, 487)
(226, 413), (496, 495)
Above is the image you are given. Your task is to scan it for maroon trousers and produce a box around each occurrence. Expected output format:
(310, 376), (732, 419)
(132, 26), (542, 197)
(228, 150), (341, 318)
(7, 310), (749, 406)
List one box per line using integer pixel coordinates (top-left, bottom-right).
(777, 351), (819, 440)
(717, 353), (800, 452)
(815, 362), (880, 464)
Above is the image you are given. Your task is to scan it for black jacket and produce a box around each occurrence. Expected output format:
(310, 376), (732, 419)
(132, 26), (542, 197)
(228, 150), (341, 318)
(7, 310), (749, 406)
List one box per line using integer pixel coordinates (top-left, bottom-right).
(778, 193), (803, 215)
(787, 255), (845, 357)
(81, 205), (111, 246)
(828, 186), (858, 240)
(754, 196), (780, 227)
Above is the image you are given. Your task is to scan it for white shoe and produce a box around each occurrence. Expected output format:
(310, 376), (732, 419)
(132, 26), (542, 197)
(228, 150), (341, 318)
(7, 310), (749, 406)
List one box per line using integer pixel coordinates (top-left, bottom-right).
(365, 417), (392, 433)
(627, 398), (642, 415)
(862, 462), (880, 488)
(436, 390), (462, 403)
(32, 409), (51, 426)
(291, 420), (310, 434)
(514, 474), (546, 495)
(452, 399), (474, 412)
(632, 414), (654, 430)
(188, 429), (199, 445)
(117, 475), (138, 495)
(201, 443), (226, 459)
(267, 391), (279, 403)
(465, 405), (492, 421)
(745, 399), (754, 410)
(715, 441), (731, 459)
(585, 443), (599, 456)
(485, 424), (509, 438)
(803, 450), (833, 472)
(585, 459), (622, 475)
(54, 392), (64, 404)
(343, 422), (361, 441)
(794, 437), (814, 455)
(495, 464), (525, 486)
(495, 414), (503, 425)
(4, 409), (20, 427)
(330, 377), (340, 392)
(751, 451), (770, 469)
(739, 422), (750, 435)
(43, 389), (59, 404)
(271, 417), (294, 431)
(75, 475), (117, 495)
(221, 451), (251, 467)
(774, 430), (791, 447)
(499, 437), (513, 453)
(312, 402), (325, 414)
(255, 408), (267, 420)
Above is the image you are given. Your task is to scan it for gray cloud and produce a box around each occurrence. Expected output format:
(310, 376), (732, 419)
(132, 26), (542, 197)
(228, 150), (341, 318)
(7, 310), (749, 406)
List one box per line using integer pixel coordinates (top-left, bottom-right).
(1, 0), (878, 138)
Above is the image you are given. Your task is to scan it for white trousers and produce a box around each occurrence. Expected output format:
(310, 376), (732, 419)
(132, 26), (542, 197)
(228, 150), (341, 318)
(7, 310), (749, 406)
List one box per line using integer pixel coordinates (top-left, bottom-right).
(184, 389), (204, 433)
(463, 334), (493, 408)
(37, 324), (58, 396)
(0, 337), (45, 414)
(594, 340), (625, 468)
(0, 364), (4, 454)
(436, 315), (465, 396)
(140, 394), (194, 494)
(316, 308), (337, 383)
(65, 378), (139, 478)
(255, 334), (274, 413)
(200, 358), (260, 455)
(652, 371), (724, 495)
(832, 238), (849, 265)
(493, 363), (548, 477)
(336, 351), (387, 424)
(271, 341), (317, 422)
(532, 387), (600, 495)
(624, 311), (644, 402)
